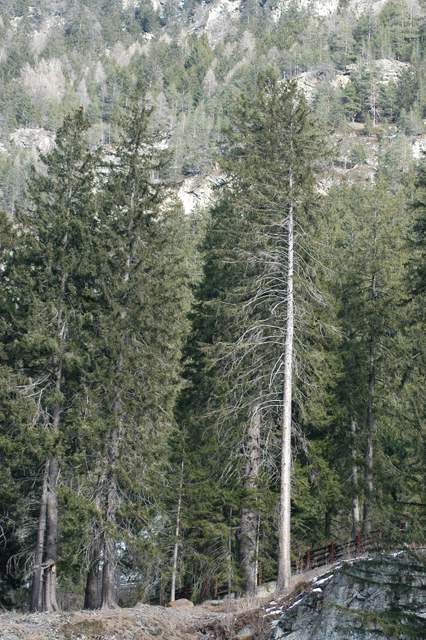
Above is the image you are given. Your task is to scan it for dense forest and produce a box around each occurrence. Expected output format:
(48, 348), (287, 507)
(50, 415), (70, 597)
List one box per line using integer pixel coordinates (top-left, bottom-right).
(0, 0), (425, 613)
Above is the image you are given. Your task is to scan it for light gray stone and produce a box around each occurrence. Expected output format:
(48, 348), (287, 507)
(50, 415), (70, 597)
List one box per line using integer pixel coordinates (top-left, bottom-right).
(236, 624), (255, 639)
(269, 551), (426, 640)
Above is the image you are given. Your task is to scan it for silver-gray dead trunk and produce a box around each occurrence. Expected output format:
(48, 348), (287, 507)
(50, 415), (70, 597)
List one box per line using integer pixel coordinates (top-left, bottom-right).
(277, 168), (294, 592)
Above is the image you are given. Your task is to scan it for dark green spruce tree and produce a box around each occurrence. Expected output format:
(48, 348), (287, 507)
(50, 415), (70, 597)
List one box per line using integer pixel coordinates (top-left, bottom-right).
(0, 211), (44, 607)
(179, 74), (334, 595)
(1, 110), (101, 612)
(403, 159), (426, 535)
(83, 99), (197, 609)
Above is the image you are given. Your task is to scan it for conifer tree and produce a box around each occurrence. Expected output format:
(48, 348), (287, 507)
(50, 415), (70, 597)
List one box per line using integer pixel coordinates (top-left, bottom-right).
(204, 74), (326, 591)
(3, 110), (100, 612)
(0, 212), (45, 606)
(404, 159), (426, 534)
(328, 179), (411, 539)
(84, 98), (197, 609)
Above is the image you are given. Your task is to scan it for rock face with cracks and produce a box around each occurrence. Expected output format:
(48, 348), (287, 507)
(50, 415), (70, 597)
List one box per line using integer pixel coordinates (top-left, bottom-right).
(269, 550), (426, 640)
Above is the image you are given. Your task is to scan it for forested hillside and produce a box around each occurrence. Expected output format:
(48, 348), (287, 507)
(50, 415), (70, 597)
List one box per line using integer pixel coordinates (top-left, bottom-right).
(0, 0), (425, 613)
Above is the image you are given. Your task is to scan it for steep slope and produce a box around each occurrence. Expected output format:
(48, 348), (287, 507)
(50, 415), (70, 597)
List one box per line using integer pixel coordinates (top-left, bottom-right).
(0, 0), (425, 215)
(0, 553), (424, 639)
(269, 551), (426, 640)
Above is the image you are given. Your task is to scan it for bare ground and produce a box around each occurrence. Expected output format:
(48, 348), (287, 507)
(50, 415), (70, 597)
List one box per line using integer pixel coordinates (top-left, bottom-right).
(0, 565), (337, 640)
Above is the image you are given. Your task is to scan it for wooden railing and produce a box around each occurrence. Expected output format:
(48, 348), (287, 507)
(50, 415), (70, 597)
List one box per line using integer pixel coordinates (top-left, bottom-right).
(291, 529), (382, 573)
(57, 529), (421, 607)
(174, 527), (419, 602)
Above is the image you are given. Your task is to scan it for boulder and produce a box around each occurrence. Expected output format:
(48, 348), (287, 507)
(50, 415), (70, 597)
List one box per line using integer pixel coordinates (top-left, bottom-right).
(269, 551), (426, 640)
(168, 598), (194, 608)
(235, 624), (255, 639)
(256, 581), (277, 598)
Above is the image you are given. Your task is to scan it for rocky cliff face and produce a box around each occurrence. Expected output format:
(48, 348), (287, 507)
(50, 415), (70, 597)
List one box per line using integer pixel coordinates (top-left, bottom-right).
(269, 551), (426, 640)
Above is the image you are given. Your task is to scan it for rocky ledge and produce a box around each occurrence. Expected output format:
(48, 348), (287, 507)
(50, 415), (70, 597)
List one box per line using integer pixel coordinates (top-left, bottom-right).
(269, 550), (426, 640)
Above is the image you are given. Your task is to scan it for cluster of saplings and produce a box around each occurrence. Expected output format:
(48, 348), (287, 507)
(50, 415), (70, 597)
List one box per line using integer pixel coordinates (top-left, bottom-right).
(0, 73), (425, 612)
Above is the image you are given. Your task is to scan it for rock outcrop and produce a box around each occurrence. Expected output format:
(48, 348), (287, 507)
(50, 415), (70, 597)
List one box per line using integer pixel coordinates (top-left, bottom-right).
(269, 550), (426, 640)
(10, 128), (55, 154)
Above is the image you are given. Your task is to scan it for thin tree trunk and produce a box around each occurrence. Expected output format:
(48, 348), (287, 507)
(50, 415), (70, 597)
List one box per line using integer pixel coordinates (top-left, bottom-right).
(101, 533), (117, 609)
(277, 171), (294, 592)
(84, 484), (103, 610)
(44, 455), (59, 612)
(363, 267), (377, 537)
(351, 417), (361, 540)
(240, 406), (261, 595)
(254, 515), (260, 588)
(84, 509), (101, 610)
(325, 509), (332, 539)
(100, 385), (124, 608)
(30, 318), (64, 612)
(41, 331), (64, 613)
(30, 462), (49, 611)
(101, 425), (119, 609)
(363, 336), (376, 536)
(84, 552), (100, 610)
(170, 460), (184, 603)
(227, 514), (233, 596)
(100, 237), (132, 609)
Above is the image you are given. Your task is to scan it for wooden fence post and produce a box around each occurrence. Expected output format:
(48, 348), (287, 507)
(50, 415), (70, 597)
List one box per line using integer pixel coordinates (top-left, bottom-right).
(355, 529), (362, 554)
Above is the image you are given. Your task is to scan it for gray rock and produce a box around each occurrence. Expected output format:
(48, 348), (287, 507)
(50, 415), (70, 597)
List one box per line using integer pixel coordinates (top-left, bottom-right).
(269, 551), (426, 640)
(256, 581), (277, 597)
(168, 597), (194, 608)
(147, 624), (162, 636)
(236, 624), (255, 639)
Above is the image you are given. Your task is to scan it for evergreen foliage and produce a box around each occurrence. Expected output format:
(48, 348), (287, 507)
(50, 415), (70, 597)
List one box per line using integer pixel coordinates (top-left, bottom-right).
(0, 0), (425, 612)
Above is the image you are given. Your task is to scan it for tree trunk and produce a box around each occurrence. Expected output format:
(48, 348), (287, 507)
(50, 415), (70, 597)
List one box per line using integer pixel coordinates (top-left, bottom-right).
(84, 487), (102, 610)
(325, 509), (332, 539)
(363, 268), (377, 537)
(240, 407), (261, 595)
(351, 417), (361, 540)
(170, 460), (184, 603)
(84, 557), (100, 610)
(99, 239), (132, 610)
(227, 514), (233, 596)
(84, 519), (101, 609)
(363, 336), (376, 536)
(44, 455), (59, 612)
(30, 462), (49, 611)
(30, 337), (64, 612)
(254, 515), (260, 586)
(101, 425), (119, 609)
(277, 176), (294, 592)
(101, 533), (117, 609)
